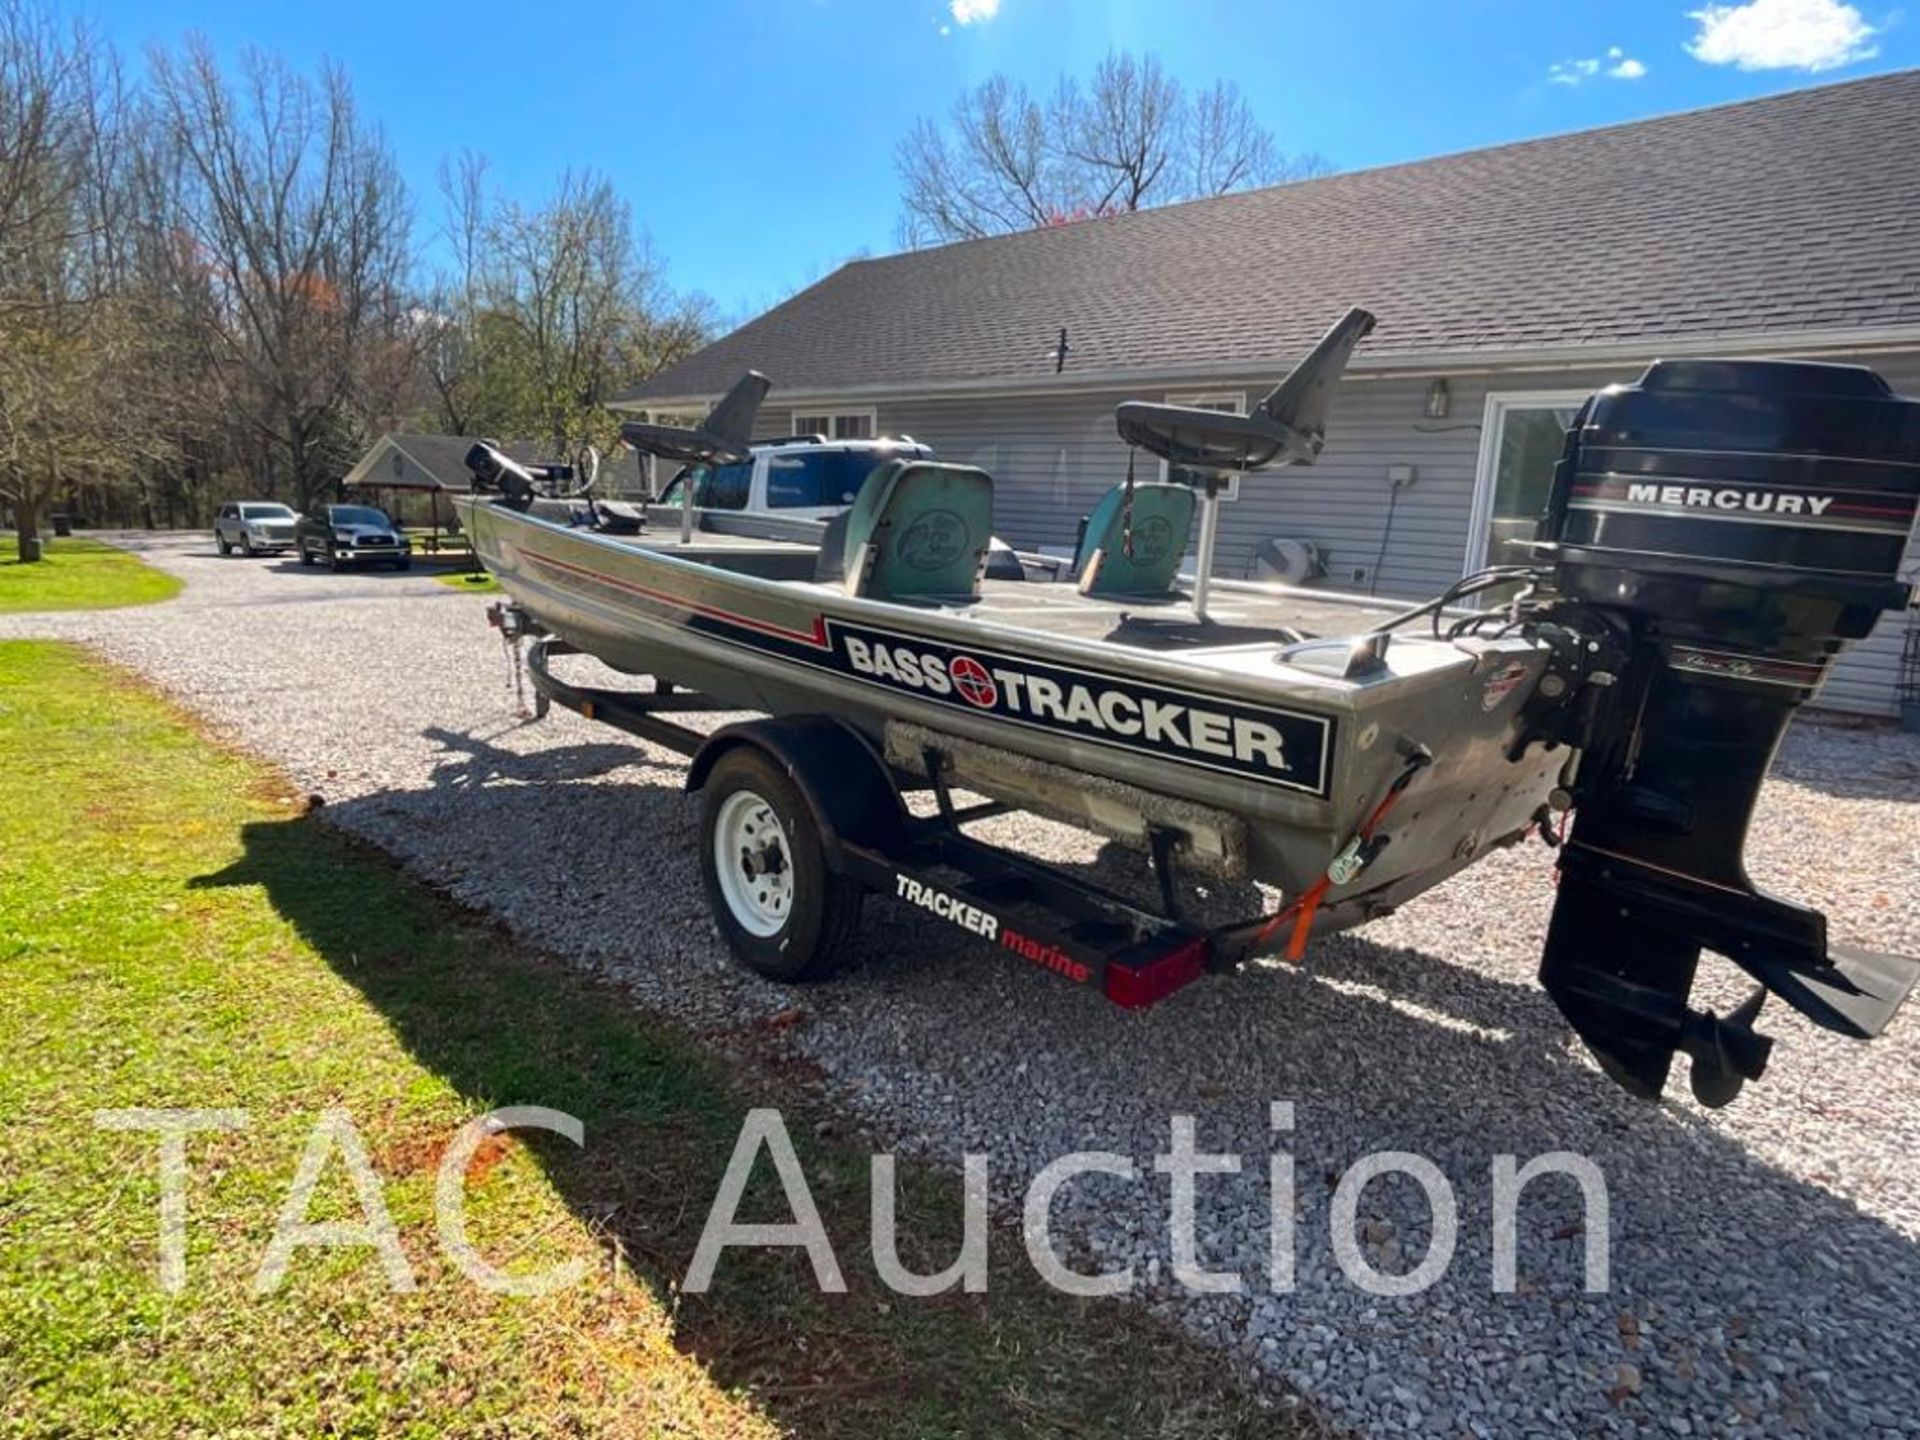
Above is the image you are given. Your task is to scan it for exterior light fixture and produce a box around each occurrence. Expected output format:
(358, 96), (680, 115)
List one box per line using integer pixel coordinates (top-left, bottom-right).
(1424, 377), (1451, 420)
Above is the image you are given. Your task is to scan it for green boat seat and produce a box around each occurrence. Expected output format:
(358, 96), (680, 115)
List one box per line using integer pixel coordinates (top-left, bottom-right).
(841, 460), (994, 602)
(1073, 481), (1195, 598)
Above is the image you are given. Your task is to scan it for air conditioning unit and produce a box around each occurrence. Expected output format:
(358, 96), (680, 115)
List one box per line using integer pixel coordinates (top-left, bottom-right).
(1253, 537), (1325, 586)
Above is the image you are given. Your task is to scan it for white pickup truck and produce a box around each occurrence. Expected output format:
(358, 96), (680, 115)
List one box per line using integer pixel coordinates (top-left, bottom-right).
(646, 433), (1048, 581)
(654, 434), (933, 522)
(483, 431), (947, 542)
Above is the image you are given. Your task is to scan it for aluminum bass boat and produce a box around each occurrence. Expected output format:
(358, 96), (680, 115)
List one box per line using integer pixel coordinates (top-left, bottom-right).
(454, 309), (1920, 1107)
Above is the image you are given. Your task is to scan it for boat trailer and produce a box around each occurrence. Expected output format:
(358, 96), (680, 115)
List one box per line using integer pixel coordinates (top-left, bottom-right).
(495, 614), (1363, 1011)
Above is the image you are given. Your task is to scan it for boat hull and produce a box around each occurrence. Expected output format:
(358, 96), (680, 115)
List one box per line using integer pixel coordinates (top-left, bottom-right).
(456, 498), (1568, 905)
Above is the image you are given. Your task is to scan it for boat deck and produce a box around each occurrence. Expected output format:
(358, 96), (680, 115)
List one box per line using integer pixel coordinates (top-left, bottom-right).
(958, 580), (1406, 652)
(611, 527), (1415, 661)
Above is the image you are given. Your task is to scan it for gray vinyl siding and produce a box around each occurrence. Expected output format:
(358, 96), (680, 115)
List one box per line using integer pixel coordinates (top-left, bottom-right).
(735, 349), (1919, 718)
(1820, 352), (1920, 716)
(863, 369), (1641, 597)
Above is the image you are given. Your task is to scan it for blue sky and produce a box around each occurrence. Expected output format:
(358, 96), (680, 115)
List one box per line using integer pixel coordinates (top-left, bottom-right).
(73, 0), (1912, 318)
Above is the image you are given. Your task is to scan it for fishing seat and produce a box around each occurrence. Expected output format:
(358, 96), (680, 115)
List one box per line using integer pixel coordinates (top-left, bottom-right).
(1074, 481), (1195, 598)
(838, 460), (994, 602)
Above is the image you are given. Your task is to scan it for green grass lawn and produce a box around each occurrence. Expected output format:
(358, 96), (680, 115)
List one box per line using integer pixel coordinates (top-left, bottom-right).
(0, 534), (181, 613)
(0, 639), (1300, 1439)
(434, 568), (499, 592)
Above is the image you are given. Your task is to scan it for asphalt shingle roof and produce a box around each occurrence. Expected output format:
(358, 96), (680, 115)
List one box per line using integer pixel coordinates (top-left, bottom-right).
(620, 70), (1920, 403)
(386, 433), (504, 489)
(354, 435), (642, 494)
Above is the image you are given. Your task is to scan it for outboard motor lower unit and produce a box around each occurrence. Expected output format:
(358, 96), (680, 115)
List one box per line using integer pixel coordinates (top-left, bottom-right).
(1537, 359), (1920, 1106)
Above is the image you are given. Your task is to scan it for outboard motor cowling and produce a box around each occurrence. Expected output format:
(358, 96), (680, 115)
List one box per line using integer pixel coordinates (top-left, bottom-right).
(1536, 359), (1920, 1106)
(1548, 358), (1918, 676)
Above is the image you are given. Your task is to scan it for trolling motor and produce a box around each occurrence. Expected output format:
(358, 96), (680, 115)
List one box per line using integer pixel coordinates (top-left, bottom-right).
(1533, 358), (1920, 1106)
(464, 443), (592, 510)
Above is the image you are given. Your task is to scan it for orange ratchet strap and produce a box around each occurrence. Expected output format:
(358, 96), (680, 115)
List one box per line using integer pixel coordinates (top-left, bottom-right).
(1255, 746), (1433, 962)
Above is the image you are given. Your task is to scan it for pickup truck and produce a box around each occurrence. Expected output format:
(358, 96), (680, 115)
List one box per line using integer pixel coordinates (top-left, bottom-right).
(650, 434), (1054, 582)
(655, 435), (933, 521)
(294, 503), (413, 571)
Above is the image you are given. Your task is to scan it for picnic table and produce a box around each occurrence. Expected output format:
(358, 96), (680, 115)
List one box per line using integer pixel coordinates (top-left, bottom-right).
(407, 527), (472, 557)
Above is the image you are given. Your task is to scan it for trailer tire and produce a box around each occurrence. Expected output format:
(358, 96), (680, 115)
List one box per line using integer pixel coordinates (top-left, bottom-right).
(699, 746), (862, 983)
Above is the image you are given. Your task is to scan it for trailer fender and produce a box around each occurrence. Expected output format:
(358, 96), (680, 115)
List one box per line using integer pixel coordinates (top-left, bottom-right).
(687, 717), (905, 869)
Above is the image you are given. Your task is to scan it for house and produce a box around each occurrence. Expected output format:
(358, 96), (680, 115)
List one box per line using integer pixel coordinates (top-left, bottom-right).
(613, 70), (1920, 717)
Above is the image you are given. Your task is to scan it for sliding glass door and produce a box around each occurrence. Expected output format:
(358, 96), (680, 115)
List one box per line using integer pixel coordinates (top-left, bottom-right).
(1468, 392), (1588, 570)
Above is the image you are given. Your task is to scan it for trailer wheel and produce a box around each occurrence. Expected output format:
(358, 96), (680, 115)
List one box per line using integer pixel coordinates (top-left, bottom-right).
(699, 746), (862, 982)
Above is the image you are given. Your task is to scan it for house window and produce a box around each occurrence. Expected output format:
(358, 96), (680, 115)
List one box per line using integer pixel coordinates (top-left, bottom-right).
(1159, 391), (1246, 499)
(791, 409), (876, 441)
(1467, 390), (1588, 571)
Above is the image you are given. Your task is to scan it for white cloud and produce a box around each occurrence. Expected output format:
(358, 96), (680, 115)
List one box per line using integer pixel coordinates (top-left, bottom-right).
(1549, 57), (1602, 84)
(949, 0), (1000, 23)
(1549, 48), (1648, 85)
(1686, 0), (1879, 72)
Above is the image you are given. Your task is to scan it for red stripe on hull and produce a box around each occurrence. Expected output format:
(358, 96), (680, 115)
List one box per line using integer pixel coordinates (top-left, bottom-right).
(522, 547), (829, 649)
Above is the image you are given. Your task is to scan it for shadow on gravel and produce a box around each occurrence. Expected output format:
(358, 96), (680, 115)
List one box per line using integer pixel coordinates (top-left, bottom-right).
(191, 810), (1315, 1440)
(422, 724), (642, 790)
(210, 748), (1920, 1433)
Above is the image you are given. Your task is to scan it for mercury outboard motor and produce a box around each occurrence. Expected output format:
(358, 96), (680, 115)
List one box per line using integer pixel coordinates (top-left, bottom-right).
(1537, 358), (1920, 1106)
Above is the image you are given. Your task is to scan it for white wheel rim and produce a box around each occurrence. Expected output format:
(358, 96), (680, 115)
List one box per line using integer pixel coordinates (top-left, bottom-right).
(713, 790), (795, 938)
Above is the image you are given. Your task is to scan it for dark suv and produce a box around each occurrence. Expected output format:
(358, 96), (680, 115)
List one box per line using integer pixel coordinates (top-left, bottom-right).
(295, 503), (412, 571)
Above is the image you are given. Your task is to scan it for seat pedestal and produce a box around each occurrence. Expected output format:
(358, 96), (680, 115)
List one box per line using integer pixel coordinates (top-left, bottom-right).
(1190, 476), (1226, 622)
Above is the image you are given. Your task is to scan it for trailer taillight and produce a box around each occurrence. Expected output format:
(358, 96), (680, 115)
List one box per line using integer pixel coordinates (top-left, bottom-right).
(1105, 937), (1208, 1009)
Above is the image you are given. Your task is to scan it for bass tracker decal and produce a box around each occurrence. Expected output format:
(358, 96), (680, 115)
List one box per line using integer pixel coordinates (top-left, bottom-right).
(828, 620), (1333, 796)
(517, 545), (1335, 795)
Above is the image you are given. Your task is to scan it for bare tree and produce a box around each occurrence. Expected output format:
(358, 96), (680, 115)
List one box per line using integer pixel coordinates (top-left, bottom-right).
(1053, 52), (1182, 215)
(414, 149), (489, 435)
(143, 37), (413, 510)
(897, 50), (1327, 246)
(421, 164), (710, 450)
(1184, 79), (1324, 196)
(0, 0), (115, 556)
(896, 77), (1057, 241)
(0, 8), (707, 533)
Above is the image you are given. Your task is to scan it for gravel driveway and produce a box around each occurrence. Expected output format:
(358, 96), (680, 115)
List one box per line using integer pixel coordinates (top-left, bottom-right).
(8, 533), (1919, 1439)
